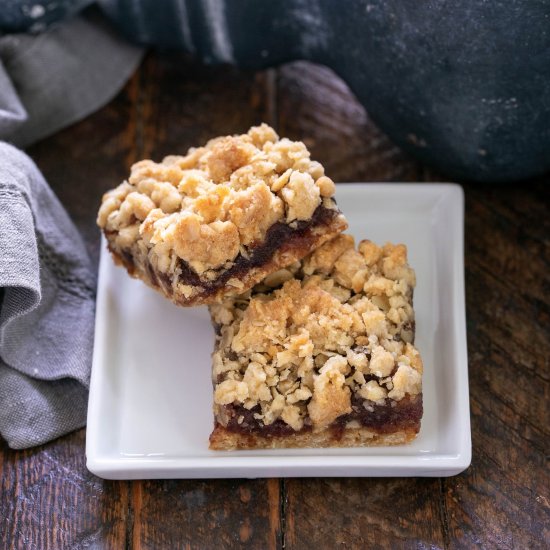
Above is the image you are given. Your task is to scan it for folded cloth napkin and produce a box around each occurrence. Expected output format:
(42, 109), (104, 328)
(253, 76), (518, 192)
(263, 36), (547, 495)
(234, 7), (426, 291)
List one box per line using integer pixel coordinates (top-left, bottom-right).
(0, 7), (143, 449)
(0, 143), (96, 449)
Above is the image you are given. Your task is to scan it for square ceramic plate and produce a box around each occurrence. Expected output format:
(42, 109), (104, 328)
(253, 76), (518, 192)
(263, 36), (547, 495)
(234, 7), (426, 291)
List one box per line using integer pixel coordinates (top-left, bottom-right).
(86, 183), (470, 479)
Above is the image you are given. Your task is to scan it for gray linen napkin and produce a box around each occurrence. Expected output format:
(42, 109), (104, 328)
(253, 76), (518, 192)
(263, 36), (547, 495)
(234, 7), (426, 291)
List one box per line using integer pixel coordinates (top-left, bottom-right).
(0, 143), (95, 449)
(0, 10), (144, 448)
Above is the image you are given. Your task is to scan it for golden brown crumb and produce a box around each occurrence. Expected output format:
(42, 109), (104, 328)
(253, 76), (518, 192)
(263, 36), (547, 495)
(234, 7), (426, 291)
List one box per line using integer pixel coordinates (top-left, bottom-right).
(98, 124), (340, 274)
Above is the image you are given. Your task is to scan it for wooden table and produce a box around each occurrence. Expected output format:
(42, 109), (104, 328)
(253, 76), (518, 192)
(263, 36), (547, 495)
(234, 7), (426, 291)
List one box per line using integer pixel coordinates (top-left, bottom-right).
(1, 53), (548, 549)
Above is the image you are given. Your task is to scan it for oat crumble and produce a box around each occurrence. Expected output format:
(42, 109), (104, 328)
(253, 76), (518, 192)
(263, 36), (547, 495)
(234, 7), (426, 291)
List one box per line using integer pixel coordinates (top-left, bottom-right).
(97, 124), (347, 305)
(210, 235), (422, 434)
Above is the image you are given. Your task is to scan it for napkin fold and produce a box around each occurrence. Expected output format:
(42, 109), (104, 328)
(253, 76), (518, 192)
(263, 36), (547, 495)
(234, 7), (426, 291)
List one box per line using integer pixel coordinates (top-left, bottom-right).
(0, 143), (95, 448)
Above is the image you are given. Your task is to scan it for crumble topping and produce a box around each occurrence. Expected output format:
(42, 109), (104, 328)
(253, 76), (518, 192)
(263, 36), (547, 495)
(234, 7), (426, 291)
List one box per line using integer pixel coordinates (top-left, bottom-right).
(210, 236), (422, 432)
(97, 124), (339, 277)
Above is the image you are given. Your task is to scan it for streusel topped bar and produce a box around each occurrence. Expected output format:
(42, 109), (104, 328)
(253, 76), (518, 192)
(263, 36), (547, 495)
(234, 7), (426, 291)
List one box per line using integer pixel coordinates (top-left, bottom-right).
(97, 124), (347, 306)
(209, 235), (423, 450)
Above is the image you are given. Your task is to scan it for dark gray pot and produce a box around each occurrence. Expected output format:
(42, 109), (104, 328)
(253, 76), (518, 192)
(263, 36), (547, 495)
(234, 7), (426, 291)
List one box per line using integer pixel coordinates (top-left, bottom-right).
(4, 0), (550, 182)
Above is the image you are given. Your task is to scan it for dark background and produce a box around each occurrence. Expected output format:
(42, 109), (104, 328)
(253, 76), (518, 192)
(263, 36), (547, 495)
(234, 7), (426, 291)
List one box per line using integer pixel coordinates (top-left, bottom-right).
(0, 54), (548, 549)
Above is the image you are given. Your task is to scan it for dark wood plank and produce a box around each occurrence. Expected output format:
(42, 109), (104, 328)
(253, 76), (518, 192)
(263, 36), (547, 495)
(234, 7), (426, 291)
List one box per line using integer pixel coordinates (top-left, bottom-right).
(420, 167), (550, 549)
(0, 431), (128, 550)
(137, 53), (276, 160)
(285, 478), (446, 549)
(132, 478), (280, 550)
(126, 53), (282, 550)
(440, 177), (550, 550)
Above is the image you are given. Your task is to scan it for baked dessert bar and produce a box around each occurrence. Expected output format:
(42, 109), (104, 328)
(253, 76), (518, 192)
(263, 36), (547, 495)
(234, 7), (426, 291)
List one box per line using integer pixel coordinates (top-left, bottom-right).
(209, 235), (423, 450)
(97, 124), (347, 306)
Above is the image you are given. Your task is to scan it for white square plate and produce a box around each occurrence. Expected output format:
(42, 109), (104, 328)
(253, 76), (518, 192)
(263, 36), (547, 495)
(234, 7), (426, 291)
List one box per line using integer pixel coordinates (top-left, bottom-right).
(86, 183), (470, 479)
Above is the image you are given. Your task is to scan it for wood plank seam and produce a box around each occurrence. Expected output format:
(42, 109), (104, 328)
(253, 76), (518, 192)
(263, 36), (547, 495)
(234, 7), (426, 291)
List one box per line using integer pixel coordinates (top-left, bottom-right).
(280, 478), (286, 549)
(124, 482), (134, 550)
(438, 478), (451, 549)
(470, 394), (547, 457)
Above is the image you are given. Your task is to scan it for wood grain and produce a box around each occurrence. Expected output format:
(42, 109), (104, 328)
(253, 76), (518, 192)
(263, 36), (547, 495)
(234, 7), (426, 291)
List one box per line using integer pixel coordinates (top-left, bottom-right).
(441, 177), (550, 550)
(129, 479), (280, 549)
(0, 431), (127, 549)
(284, 478), (446, 549)
(136, 53), (275, 161)
(1, 53), (548, 550)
